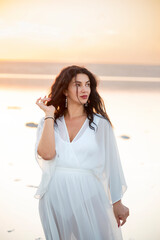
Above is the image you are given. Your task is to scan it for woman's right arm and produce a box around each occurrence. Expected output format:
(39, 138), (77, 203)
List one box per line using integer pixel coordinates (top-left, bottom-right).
(36, 96), (56, 160)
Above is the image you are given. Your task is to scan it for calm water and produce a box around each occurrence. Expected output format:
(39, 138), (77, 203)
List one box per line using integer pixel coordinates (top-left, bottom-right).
(0, 74), (160, 239)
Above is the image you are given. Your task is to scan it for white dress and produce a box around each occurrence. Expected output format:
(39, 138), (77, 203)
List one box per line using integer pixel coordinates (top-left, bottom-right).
(34, 113), (127, 240)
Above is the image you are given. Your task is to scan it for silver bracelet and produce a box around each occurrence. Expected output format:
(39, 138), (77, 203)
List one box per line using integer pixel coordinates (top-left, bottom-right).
(44, 116), (55, 120)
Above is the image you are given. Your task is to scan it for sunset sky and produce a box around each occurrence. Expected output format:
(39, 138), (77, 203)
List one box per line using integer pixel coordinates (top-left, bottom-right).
(0, 0), (159, 64)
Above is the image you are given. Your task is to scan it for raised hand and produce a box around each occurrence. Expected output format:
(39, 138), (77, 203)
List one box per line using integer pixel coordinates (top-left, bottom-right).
(36, 95), (55, 116)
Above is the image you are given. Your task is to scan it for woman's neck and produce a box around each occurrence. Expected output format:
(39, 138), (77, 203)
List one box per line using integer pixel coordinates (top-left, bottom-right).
(64, 105), (86, 119)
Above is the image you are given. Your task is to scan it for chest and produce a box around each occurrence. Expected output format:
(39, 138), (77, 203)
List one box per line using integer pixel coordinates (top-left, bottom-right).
(64, 117), (87, 143)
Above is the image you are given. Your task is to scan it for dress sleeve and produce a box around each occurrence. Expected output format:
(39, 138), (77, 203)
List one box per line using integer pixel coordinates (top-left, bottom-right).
(34, 117), (57, 199)
(35, 117), (44, 168)
(35, 117), (56, 173)
(103, 120), (128, 205)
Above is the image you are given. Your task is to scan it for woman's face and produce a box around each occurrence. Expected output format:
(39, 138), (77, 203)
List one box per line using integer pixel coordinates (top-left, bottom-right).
(65, 73), (91, 106)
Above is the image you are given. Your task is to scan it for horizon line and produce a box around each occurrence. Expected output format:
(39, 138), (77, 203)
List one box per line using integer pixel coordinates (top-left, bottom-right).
(0, 59), (159, 66)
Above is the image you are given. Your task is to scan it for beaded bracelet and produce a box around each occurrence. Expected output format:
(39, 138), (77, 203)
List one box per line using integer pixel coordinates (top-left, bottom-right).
(44, 116), (55, 120)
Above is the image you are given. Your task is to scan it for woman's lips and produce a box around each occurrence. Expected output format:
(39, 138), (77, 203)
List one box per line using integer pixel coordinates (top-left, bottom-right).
(80, 95), (88, 99)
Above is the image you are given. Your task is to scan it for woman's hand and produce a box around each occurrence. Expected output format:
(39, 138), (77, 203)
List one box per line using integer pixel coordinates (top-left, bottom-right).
(36, 95), (55, 116)
(112, 200), (129, 227)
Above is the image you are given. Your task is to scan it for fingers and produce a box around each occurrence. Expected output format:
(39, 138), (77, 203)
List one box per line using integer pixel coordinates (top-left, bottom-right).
(116, 217), (121, 228)
(116, 216), (126, 227)
(36, 97), (42, 105)
(36, 96), (51, 105)
(118, 214), (128, 227)
(120, 219), (126, 226)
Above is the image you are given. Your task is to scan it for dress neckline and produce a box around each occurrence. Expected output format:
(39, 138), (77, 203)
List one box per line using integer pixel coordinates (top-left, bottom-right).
(63, 115), (88, 143)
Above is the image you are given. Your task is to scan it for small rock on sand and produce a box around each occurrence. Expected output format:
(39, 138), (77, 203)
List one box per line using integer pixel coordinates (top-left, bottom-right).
(25, 122), (38, 128)
(120, 135), (130, 139)
(26, 184), (38, 188)
(7, 106), (21, 110)
(7, 229), (15, 233)
(14, 179), (21, 182)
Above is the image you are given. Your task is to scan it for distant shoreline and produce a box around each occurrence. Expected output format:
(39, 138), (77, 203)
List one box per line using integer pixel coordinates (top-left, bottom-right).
(0, 60), (159, 78)
(1, 77), (160, 92)
(0, 61), (160, 91)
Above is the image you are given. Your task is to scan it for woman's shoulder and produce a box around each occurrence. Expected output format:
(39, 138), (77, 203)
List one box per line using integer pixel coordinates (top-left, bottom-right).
(93, 113), (110, 125)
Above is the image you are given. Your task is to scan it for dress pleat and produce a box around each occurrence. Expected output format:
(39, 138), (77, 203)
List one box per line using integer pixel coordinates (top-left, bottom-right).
(39, 168), (123, 239)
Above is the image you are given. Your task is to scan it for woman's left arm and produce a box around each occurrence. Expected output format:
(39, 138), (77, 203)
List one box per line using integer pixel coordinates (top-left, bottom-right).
(104, 122), (129, 227)
(106, 123), (128, 205)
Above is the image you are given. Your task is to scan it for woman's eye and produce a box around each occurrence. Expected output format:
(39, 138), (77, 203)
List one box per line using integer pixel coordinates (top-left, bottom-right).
(75, 82), (90, 87)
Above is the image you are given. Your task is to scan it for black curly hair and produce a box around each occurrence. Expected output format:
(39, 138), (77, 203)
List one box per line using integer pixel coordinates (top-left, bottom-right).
(46, 65), (113, 130)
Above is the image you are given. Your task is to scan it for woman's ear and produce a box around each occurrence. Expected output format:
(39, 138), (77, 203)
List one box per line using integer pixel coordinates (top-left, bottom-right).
(63, 89), (68, 96)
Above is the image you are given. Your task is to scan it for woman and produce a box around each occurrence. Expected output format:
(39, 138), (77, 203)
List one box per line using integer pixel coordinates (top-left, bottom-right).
(34, 65), (129, 240)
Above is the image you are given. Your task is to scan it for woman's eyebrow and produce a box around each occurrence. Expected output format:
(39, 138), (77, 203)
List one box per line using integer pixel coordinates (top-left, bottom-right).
(73, 80), (90, 83)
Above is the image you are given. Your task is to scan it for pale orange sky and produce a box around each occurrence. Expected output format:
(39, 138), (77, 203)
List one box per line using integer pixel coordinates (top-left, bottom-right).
(0, 0), (159, 64)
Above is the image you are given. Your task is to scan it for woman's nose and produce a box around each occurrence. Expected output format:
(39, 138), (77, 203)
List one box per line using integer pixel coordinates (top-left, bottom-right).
(81, 85), (87, 92)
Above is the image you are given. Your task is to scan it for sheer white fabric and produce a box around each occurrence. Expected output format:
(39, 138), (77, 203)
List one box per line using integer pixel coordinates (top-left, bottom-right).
(34, 117), (58, 199)
(34, 113), (127, 240)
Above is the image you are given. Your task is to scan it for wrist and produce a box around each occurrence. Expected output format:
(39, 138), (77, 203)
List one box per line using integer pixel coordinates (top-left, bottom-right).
(45, 112), (55, 117)
(44, 116), (55, 122)
(113, 200), (121, 206)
